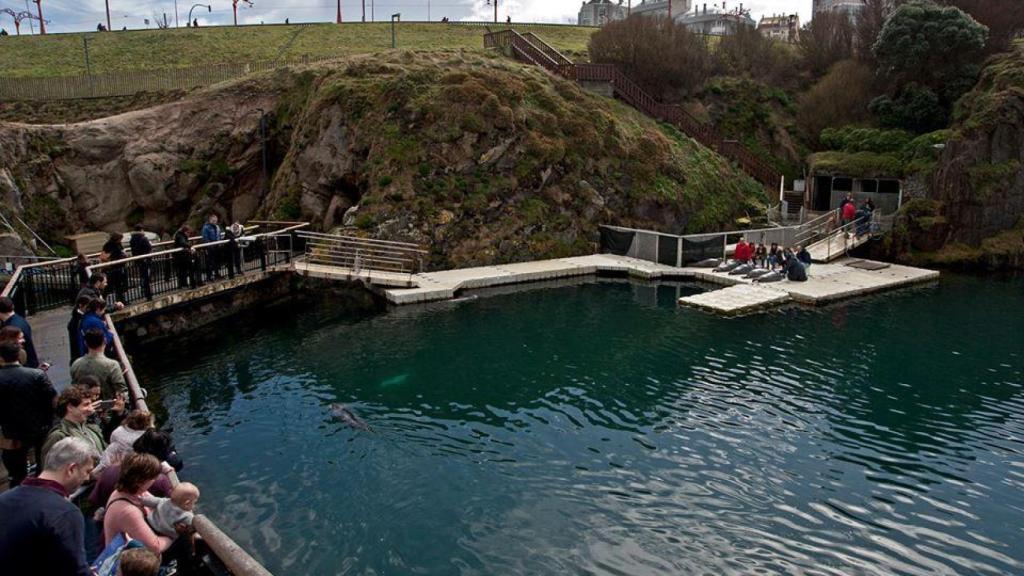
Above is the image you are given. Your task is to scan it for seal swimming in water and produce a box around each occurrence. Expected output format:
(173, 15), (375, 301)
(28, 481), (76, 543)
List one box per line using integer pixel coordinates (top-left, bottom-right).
(330, 403), (372, 432)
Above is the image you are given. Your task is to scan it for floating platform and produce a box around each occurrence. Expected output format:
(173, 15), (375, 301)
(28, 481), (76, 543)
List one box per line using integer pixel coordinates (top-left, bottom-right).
(374, 254), (939, 313)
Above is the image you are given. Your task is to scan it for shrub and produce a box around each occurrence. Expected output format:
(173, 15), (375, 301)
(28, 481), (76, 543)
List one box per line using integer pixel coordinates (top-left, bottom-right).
(869, 84), (948, 133)
(819, 126), (915, 154)
(797, 60), (875, 147)
(588, 15), (711, 102)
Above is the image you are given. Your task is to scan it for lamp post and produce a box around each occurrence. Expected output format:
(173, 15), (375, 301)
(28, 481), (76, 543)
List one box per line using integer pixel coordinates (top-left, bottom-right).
(390, 13), (399, 48)
(105, 0), (111, 31)
(233, 0), (253, 26)
(337, 0), (342, 23)
(188, 3), (210, 26)
(486, 0), (497, 23)
(32, 0), (43, 34)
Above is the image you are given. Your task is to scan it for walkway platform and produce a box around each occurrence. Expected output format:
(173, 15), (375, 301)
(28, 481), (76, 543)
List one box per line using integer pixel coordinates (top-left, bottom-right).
(378, 254), (939, 313)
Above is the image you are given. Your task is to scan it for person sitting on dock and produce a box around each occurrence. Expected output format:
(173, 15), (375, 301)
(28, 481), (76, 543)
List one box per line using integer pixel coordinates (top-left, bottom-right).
(785, 251), (807, 282)
(796, 245), (812, 273)
(0, 340), (57, 487)
(734, 239), (751, 263)
(768, 242), (781, 271)
(754, 242), (768, 268)
(42, 386), (108, 466)
(72, 328), (129, 400)
(0, 437), (99, 576)
(0, 296), (40, 369)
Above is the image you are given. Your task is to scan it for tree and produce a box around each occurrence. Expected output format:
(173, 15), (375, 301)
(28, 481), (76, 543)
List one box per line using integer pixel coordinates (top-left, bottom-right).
(854, 0), (889, 63)
(945, 0), (1024, 54)
(798, 11), (855, 79)
(871, 0), (988, 131)
(798, 60), (876, 148)
(715, 25), (796, 87)
(588, 15), (711, 102)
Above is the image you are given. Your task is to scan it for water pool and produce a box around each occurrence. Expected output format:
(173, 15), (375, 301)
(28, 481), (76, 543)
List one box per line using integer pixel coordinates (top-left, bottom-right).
(138, 276), (1024, 575)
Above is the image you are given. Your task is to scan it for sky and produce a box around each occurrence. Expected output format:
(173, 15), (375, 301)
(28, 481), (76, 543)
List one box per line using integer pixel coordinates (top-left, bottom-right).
(3, 0), (811, 34)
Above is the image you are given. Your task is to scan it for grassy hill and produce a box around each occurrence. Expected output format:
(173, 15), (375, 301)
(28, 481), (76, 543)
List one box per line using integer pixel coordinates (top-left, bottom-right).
(0, 22), (595, 78)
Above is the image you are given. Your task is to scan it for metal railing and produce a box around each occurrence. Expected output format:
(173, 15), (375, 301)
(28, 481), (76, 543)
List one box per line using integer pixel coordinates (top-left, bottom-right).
(87, 224), (308, 304)
(299, 231), (428, 274)
(1, 223), (307, 317)
(102, 314), (274, 576)
(483, 28), (784, 190)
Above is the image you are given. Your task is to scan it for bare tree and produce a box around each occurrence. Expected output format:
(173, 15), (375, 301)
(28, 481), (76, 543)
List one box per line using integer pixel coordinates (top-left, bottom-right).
(798, 11), (855, 79)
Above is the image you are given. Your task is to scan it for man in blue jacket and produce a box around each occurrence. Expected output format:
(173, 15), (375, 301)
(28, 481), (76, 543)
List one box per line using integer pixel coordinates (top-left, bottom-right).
(0, 437), (99, 576)
(0, 296), (39, 368)
(201, 213), (222, 280)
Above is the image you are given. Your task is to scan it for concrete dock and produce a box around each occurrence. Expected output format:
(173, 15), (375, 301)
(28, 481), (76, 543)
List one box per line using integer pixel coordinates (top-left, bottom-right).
(366, 254), (940, 314)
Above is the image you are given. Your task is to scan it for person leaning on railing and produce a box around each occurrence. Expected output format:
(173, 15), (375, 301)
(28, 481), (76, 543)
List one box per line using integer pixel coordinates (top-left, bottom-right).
(78, 299), (115, 360)
(173, 224), (194, 289)
(0, 437), (100, 576)
(41, 386), (107, 467)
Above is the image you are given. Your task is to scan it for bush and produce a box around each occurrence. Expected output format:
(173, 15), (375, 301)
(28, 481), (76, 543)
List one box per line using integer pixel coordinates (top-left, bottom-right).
(869, 84), (948, 133)
(819, 126), (915, 154)
(797, 60), (875, 147)
(588, 15), (711, 102)
(946, 0), (1024, 54)
(714, 26), (797, 88)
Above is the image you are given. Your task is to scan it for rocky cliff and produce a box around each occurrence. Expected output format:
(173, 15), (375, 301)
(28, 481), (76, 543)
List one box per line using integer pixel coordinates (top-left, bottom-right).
(885, 43), (1024, 270)
(0, 50), (766, 268)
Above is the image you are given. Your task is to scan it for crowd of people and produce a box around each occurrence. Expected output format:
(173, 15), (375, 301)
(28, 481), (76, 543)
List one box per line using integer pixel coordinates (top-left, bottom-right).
(72, 215), (249, 306)
(0, 264), (204, 574)
(732, 238), (812, 282)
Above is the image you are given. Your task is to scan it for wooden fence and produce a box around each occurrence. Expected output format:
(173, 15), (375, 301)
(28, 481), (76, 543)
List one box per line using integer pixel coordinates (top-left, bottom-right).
(0, 55), (337, 100)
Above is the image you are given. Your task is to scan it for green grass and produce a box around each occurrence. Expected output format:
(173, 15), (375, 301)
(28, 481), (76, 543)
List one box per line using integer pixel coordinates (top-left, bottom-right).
(0, 23), (595, 78)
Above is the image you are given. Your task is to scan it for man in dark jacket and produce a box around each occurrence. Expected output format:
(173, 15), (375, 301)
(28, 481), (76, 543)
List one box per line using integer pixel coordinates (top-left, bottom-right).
(785, 253), (807, 282)
(0, 296), (39, 368)
(796, 245), (812, 274)
(0, 436), (98, 576)
(129, 225), (154, 298)
(0, 341), (56, 485)
(173, 224), (194, 288)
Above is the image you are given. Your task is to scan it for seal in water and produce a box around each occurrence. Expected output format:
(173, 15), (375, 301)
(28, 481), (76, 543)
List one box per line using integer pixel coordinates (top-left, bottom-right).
(330, 403), (372, 432)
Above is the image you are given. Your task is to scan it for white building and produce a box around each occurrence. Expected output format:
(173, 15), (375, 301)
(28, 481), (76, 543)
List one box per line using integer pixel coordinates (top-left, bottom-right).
(758, 13), (800, 42)
(812, 0), (866, 21)
(578, 0), (629, 26)
(632, 0), (755, 36)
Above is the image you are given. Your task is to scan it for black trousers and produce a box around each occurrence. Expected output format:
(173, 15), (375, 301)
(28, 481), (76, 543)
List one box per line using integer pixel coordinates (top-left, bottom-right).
(1, 438), (43, 487)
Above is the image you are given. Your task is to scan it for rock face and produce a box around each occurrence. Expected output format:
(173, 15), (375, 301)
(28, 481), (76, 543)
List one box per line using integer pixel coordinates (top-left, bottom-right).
(886, 45), (1024, 270)
(0, 51), (766, 268)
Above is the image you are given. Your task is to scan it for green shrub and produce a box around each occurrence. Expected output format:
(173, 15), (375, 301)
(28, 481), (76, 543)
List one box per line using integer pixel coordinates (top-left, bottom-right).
(819, 126), (915, 154)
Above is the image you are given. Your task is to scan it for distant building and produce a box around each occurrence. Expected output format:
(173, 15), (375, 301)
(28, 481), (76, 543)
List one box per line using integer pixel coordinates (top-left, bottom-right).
(678, 3), (756, 36)
(813, 0), (866, 21)
(631, 0), (691, 20)
(578, 0), (629, 26)
(757, 13), (800, 42)
(632, 1), (754, 36)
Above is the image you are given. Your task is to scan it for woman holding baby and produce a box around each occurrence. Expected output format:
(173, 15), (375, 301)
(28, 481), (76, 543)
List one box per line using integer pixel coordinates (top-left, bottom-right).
(102, 453), (199, 556)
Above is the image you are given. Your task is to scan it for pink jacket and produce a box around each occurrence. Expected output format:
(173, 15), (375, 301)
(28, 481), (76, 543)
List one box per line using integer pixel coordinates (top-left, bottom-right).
(103, 490), (174, 553)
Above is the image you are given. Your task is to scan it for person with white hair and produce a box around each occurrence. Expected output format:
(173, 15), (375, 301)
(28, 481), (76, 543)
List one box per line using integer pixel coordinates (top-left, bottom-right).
(0, 436), (100, 575)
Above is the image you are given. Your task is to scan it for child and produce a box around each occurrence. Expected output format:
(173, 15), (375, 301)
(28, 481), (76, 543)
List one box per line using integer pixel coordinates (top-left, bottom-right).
(96, 410), (153, 474)
(141, 482), (200, 538)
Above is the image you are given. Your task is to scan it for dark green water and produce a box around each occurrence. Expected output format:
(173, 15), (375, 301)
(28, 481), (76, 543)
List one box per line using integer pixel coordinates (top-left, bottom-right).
(138, 275), (1024, 576)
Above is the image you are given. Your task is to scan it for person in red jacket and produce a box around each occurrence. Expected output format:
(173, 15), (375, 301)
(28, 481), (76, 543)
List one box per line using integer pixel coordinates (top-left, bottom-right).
(841, 197), (857, 226)
(735, 239), (750, 263)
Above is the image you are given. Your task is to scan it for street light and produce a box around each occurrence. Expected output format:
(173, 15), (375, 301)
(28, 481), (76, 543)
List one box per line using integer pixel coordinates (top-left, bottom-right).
(188, 3), (211, 26)
(391, 13), (400, 48)
(31, 0), (43, 34)
(232, 0), (253, 26)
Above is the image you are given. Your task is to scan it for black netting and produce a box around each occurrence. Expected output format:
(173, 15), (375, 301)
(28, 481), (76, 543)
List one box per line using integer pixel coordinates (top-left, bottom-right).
(681, 236), (723, 265)
(658, 235), (678, 266)
(600, 227), (635, 256)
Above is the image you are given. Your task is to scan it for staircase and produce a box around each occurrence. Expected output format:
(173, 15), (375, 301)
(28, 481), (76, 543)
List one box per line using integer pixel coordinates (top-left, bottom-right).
(483, 29), (785, 191)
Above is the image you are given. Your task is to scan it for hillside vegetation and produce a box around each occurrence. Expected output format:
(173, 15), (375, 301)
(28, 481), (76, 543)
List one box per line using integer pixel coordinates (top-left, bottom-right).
(0, 51), (765, 268)
(0, 23), (595, 77)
